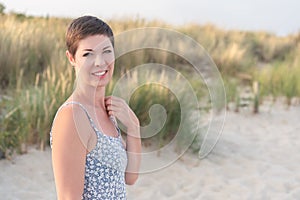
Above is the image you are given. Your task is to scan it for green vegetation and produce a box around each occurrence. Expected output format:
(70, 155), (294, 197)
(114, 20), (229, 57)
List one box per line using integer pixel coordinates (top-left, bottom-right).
(0, 12), (299, 157)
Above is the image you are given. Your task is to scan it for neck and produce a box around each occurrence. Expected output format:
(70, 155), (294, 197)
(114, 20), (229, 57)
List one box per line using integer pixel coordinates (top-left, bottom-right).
(72, 83), (106, 110)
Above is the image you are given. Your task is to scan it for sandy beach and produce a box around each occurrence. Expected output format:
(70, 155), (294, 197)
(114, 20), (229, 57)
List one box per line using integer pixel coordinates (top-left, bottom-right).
(0, 102), (299, 200)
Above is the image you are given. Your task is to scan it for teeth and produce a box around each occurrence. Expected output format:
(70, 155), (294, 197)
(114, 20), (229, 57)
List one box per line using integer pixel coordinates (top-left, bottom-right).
(94, 71), (106, 76)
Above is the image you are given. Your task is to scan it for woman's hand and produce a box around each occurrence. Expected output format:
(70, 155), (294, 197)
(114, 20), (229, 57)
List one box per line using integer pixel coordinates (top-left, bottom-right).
(105, 96), (140, 137)
(105, 96), (142, 185)
(105, 96), (141, 184)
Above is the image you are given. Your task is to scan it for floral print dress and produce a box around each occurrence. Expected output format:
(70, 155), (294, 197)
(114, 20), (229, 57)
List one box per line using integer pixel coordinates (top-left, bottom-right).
(50, 102), (128, 200)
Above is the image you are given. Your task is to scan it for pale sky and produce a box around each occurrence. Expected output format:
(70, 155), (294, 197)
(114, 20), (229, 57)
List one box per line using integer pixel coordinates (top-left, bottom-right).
(2, 0), (300, 36)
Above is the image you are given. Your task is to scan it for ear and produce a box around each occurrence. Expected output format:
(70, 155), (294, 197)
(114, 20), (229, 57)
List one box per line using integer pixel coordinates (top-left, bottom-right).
(66, 50), (76, 66)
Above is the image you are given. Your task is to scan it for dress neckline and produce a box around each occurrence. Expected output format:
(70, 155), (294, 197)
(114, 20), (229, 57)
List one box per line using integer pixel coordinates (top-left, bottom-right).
(63, 101), (121, 139)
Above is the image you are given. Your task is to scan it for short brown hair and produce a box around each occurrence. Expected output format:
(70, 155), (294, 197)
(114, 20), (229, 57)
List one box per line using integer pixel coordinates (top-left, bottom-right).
(66, 15), (114, 57)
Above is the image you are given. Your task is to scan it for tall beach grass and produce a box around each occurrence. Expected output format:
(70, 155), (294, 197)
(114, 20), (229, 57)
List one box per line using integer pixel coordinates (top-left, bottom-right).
(0, 13), (299, 157)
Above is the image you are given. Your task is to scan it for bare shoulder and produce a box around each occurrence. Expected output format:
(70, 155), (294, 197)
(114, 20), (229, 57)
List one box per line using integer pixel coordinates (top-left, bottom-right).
(51, 104), (91, 151)
(51, 104), (88, 198)
(52, 103), (87, 132)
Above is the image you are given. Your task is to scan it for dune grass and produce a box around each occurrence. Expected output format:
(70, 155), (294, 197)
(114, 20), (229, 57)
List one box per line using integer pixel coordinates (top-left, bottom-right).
(0, 13), (299, 156)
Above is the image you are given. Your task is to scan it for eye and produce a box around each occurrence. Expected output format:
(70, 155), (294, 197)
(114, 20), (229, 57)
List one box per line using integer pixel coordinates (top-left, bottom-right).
(103, 49), (112, 54)
(83, 52), (92, 57)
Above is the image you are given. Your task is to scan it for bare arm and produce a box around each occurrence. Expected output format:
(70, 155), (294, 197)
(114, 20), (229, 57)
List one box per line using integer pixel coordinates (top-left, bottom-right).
(105, 96), (141, 185)
(125, 125), (141, 185)
(51, 106), (89, 199)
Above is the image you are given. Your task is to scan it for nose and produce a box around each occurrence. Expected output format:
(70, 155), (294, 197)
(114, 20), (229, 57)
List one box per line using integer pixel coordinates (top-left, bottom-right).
(94, 54), (105, 67)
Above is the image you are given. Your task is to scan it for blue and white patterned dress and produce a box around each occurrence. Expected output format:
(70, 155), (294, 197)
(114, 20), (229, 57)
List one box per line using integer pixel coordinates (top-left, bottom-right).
(50, 102), (128, 200)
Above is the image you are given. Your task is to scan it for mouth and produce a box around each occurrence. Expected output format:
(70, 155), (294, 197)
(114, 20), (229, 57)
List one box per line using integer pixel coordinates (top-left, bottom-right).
(92, 70), (108, 77)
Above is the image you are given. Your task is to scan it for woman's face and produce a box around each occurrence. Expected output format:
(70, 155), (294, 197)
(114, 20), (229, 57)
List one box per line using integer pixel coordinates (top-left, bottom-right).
(68, 34), (115, 88)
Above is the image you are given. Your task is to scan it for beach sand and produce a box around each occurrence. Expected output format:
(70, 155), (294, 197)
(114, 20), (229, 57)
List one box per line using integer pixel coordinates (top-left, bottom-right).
(0, 103), (299, 199)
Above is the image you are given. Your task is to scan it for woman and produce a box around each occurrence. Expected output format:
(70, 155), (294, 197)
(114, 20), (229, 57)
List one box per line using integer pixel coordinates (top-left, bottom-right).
(50, 15), (141, 200)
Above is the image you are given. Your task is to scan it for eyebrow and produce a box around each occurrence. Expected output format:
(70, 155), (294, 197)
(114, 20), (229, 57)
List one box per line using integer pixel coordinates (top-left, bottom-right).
(103, 45), (112, 50)
(82, 45), (112, 52)
(83, 48), (93, 52)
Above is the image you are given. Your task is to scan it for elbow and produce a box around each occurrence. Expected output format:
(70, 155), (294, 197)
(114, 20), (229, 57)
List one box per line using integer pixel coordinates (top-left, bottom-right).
(57, 194), (82, 200)
(126, 178), (137, 185)
(125, 173), (139, 185)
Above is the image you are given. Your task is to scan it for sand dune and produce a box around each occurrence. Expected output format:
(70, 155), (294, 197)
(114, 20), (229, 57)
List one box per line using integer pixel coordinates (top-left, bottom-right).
(0, 103), (299, 200)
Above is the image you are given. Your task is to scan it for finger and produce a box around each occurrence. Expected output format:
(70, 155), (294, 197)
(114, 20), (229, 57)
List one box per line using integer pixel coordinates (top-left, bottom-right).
(106, 105), (120, 112)
(106, 96), (123, 103)
(105, 96), (112, 102)
(105, 101), (121, 108)
(106, 99), (124, 108)
(105, 97), (114, 106)
(105, 96), (120, 105)
(107, 110), (115, 116)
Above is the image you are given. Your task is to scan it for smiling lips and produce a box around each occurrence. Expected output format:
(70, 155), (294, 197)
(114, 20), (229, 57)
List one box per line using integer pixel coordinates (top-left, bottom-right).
(92, 70), (108, 77)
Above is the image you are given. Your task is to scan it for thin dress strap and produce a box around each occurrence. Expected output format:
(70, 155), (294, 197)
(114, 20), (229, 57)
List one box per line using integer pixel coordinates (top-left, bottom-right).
(60, 101), (100, 133)
(58, 101), (120, 136)
(50, 101), (98, 148)
(50, 101), (121, 147)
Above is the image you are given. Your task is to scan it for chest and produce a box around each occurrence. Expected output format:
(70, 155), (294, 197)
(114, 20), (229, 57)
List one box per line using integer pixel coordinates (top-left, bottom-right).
(87, 135), (128, 171)
(86, 107), (119, 138)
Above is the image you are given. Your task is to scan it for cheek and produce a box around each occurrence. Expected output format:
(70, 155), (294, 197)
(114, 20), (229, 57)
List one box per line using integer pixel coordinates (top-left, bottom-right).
(76, 57), (95, 72)
(105, 55), (115, 72)
(105, 54), (115, 66)
(109, 63), (115, 74)
(83, 56), (96, 67)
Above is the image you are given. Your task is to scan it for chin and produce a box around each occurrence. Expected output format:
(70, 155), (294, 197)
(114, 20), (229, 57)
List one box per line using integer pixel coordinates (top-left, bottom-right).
(95, 78), (112, 88)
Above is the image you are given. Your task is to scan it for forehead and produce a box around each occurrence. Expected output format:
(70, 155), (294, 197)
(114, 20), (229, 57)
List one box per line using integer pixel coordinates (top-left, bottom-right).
(77, 34), (112, 51)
